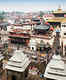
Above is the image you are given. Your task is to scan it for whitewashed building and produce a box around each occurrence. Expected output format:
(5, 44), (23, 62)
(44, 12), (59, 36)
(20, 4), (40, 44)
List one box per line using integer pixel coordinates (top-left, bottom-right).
(61, 23), (66, 56)
(5, 50), (31, 80)
(44, 54), (66, 80)
(29, 39), (37, 51)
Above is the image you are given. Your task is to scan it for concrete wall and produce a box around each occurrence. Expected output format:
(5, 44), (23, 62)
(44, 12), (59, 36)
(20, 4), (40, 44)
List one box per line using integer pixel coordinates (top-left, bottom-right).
(61, 23), (66, 56)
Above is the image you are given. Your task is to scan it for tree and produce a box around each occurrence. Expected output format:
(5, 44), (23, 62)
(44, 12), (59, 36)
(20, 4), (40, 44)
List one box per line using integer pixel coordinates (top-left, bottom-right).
(39, 11), (44, 17)
(0, 11), (5, 21)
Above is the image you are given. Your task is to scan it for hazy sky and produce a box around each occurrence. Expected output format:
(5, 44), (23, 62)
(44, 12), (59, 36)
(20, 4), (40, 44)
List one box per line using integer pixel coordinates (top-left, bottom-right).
(0, 0), (66, 12)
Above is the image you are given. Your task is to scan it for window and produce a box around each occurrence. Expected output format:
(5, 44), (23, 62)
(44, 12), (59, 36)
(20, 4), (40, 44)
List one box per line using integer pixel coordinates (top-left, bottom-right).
(32, 47), (34, 50)
(62, 25), (66, 27)
(64, 33), (66, 35)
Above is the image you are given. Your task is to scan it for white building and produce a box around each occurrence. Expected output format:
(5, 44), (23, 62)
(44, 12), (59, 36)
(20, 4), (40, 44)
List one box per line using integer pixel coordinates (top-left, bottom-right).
(44, 54), (66, 80)
(61, 22), (66, 56)
(29, 39), (37, 51)
(5, 50), (31, 80)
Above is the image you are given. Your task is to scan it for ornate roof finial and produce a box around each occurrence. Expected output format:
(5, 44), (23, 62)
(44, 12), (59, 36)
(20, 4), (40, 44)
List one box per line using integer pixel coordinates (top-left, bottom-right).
(58, 4), (62, 11)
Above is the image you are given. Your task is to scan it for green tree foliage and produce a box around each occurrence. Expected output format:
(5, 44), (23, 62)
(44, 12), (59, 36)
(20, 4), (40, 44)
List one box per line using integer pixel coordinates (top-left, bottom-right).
(0, 11), (5, 21)
(39, 11), (44, 17)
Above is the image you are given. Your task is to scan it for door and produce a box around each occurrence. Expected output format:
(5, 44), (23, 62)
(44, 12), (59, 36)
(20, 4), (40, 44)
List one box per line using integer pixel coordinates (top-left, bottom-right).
(65, 46), (66, 56)
(12, 75), (16, 80)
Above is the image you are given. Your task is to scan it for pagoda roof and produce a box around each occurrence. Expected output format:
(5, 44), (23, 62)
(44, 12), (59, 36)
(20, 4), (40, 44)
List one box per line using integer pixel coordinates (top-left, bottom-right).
(53, 8), (66, 14)
(32, 18), (40, 21)
(47, 17), (66, 23)
(10, 29), (30, 34)
(34, 24), (50, 30)
(53, 10), (66, 14)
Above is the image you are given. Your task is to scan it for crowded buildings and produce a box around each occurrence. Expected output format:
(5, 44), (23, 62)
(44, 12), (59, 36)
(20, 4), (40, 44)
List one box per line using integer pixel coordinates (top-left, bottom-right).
(0, 5), (66, 80)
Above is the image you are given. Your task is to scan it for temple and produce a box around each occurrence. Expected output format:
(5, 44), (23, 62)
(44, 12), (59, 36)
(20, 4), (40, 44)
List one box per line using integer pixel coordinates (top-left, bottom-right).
(5, 50), (31, 80)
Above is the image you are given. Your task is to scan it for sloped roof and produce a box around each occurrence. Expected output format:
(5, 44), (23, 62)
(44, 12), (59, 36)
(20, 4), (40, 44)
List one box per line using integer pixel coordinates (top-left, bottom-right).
(47, 17), (66, 23)
(53, 9), (66, 14)
(5, 50), (30, 72)
(0, 22), (8, 26)
(34, 24), (50, 30)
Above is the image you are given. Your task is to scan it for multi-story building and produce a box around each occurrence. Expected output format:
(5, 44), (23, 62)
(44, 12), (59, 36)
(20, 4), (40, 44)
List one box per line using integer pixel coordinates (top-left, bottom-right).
(8, 28), (30, 46)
